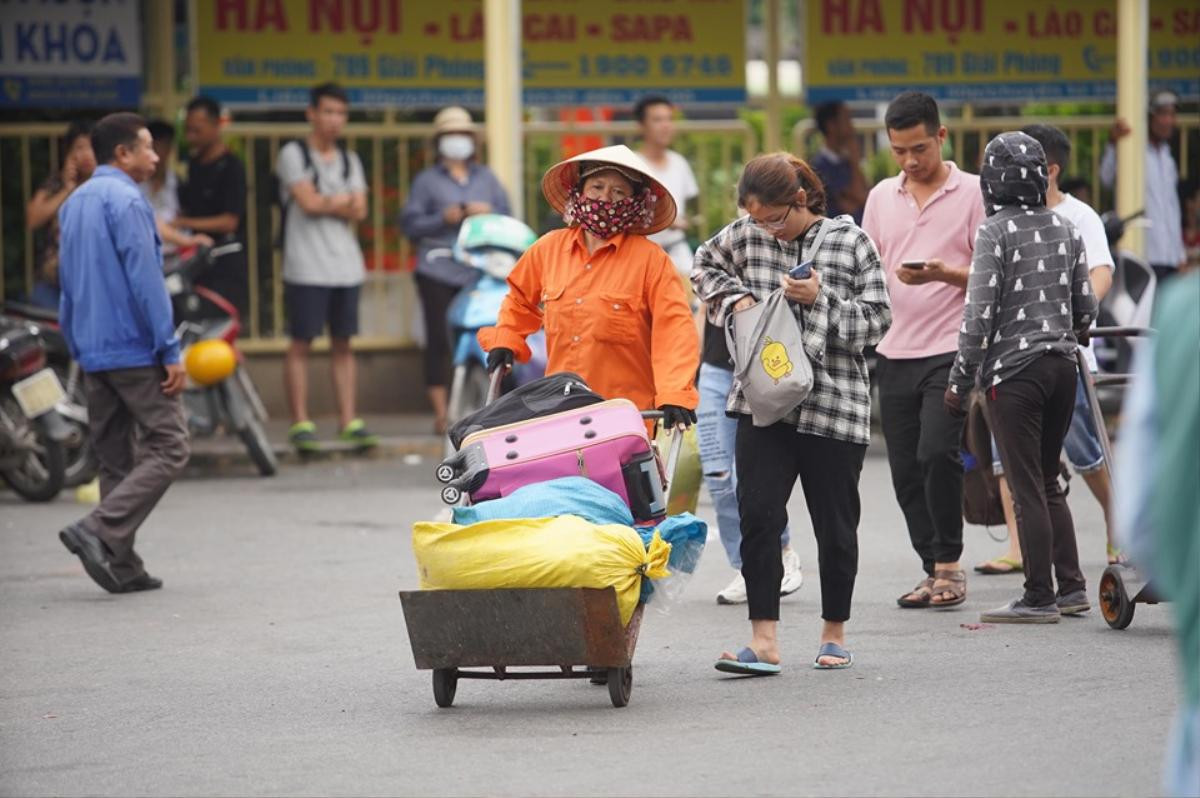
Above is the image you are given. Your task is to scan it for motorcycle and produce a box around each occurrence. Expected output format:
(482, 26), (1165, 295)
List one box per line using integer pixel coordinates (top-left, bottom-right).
(166, 242), (278, 477)
(0, 315), (73, 501)
(2, 302), (97, 487)
(433, 214), (545, 433)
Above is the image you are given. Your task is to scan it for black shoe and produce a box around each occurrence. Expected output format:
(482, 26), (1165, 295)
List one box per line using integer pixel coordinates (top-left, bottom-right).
(118, 573), (163, 593)
(58, 524), (121, 594)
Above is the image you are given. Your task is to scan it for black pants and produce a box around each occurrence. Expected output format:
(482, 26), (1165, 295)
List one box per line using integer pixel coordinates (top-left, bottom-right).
(414, 273), (462, 388)
(877, 352), (965, 573)
(735, 417), (866, 622)
(988, 354), (1085, 607)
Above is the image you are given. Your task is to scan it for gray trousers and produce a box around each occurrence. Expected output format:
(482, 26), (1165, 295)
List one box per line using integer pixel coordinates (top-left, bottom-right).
(81, 367), (190, 582)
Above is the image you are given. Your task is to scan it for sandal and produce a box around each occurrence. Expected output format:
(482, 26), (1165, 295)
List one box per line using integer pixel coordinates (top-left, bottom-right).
(897, 576), (934, 608)
(929, 569), (967, 608)
(813, 642), (852, 670)
(1107, 543), (1127, 565)
(974, 556), (1023, 575)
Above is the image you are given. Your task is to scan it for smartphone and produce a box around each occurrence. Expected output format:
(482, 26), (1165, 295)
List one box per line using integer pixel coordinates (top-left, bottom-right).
(901, 260), (926, 269)
(789, 260), (813, 279)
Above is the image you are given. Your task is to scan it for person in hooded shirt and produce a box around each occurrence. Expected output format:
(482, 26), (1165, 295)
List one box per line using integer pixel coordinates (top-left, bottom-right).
(945, 132), (1098, 624)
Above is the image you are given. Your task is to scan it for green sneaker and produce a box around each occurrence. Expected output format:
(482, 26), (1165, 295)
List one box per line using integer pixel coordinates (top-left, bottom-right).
(288, 421), (320, 453)
(339, 418), (378, 450)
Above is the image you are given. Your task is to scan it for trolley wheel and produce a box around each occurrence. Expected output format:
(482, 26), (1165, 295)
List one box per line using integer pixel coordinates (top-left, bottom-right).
(434, 464), (456, 484)
(607, 666), (632, 708)
(440, 486), (461, 505)
(432, 668), (458, 708)
(1099, 566), (1135, 630)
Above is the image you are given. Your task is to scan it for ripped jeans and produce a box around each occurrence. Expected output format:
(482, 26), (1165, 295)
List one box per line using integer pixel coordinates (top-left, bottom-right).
(697, 363), (791, 569)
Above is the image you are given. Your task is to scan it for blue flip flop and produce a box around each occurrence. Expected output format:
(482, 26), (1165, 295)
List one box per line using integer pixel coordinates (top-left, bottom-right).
(813, 642), (853, 670)
(714, 647), (781, 676)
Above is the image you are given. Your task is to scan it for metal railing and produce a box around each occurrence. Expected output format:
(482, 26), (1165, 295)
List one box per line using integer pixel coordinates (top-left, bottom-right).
(7, 114), (1193, 348)
(792, 114), (1199, 207)
(1, 119), (756, 350)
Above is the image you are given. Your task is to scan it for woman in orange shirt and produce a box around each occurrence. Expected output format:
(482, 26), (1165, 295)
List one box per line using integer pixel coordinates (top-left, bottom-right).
(479, 145), (699, 427)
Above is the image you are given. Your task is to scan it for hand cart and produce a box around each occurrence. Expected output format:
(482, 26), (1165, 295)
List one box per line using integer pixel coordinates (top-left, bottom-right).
(401, 369), (685, 707)
(1077, 326), (1162, 630)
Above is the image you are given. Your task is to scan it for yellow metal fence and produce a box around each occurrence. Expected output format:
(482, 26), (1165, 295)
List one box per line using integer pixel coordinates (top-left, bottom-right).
(792, 114), (1199, 206)
(5, 115), (1194, 349)
(0, 119), (754, 350)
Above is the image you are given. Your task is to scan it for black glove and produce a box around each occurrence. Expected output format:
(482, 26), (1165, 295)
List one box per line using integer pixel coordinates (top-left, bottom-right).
(486, 347), (514, 374)
(1075, 329), (1091, 347)
(943, 387), (967, 419)
(659, 404), (697, 429)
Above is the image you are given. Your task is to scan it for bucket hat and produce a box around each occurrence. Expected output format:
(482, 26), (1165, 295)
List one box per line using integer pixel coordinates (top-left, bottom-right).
(541, 144), (677, 235)
(433, 106), (477, 137)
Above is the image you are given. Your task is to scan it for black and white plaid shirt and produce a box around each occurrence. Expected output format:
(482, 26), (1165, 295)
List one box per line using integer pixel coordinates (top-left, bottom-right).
(691, 215), (892, 445)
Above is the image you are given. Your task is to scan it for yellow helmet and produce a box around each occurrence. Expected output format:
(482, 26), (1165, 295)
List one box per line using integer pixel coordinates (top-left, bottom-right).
(184, 339), (237, 386)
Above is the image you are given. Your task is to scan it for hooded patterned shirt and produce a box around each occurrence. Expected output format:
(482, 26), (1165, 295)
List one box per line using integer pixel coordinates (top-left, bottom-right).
(949, 132), (1098, 397)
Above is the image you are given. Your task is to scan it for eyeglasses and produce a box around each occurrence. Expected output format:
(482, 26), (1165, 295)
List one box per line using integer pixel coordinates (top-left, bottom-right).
(754, 204), (793, 231)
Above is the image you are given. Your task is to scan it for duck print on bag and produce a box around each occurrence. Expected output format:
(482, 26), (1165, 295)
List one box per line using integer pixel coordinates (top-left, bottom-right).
(760, 339), (794, 384)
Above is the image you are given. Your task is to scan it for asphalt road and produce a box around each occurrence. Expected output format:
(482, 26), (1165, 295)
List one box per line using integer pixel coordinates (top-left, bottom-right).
(0, 447), (1181, 797)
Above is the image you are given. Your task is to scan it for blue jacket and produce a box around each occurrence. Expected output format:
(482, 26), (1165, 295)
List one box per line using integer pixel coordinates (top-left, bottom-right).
(58, 165), (181, 372)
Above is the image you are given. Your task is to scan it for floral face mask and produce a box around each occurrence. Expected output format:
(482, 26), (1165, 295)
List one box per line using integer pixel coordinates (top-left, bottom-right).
(566, 189), (653, 239)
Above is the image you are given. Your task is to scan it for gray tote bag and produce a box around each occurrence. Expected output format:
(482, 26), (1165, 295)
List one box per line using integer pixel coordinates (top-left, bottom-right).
(723, 219), (838, 427)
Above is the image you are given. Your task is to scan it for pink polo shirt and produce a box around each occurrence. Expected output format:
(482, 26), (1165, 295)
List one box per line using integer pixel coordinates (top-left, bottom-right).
(862, 162), (986, 359)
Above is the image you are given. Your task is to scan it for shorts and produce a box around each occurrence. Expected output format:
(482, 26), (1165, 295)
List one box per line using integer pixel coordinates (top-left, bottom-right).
(991, 371), (1105, 476)
(284, 282), (361, 341)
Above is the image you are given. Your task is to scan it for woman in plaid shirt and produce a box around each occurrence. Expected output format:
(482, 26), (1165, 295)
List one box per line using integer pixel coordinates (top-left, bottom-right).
(693, 153), (891, 673)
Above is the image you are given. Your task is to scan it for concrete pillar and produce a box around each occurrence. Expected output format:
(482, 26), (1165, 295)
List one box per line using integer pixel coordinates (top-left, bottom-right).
(145, 0), (178, 119)
(764, 0), (782, 153)
(484, 0), (524, 220)
(1116, 0), (1147, 257)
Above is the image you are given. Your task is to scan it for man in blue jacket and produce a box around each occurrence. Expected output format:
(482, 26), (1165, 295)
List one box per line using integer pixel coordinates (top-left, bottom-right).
(56, 112), (191, 594)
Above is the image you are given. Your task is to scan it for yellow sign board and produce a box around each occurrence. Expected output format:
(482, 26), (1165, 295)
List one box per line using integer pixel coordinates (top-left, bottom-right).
(194, 0), (746, 106)
(805, 0), (1200, 103)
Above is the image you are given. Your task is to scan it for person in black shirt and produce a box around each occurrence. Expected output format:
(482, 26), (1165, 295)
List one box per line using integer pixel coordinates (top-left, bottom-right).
(175, 96), (249, 320)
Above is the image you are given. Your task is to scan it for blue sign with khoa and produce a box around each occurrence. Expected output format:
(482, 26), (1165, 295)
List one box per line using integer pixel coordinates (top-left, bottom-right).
(0, 0), (142, 108)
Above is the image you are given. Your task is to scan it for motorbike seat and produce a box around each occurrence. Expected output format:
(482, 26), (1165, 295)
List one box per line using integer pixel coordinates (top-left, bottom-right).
(2, 302), (60, 324)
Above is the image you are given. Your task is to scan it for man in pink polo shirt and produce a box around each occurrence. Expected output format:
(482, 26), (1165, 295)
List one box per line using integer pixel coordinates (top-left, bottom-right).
(862, 91), (986, 610)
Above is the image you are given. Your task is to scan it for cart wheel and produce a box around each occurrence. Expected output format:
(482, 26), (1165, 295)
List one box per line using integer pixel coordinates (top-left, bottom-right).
(433, 668), (458, 708)
(434, 464), (456, 484)
(1099, 566), (1135, 630)
(607, 666), (632, 708)
(440, 486), (461, 505)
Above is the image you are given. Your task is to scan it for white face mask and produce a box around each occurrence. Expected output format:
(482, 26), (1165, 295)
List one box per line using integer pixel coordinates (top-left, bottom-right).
(438, 134), (475, 161)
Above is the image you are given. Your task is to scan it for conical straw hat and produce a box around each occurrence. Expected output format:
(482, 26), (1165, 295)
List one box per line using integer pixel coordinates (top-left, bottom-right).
(541, 144), (677, 235)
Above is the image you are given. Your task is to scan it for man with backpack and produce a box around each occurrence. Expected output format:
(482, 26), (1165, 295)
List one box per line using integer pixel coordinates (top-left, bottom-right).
(274, 82), (376, 452)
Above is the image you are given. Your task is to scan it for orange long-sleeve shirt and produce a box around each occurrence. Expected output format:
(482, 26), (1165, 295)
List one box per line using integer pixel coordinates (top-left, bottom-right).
(479, 227), (699, 411)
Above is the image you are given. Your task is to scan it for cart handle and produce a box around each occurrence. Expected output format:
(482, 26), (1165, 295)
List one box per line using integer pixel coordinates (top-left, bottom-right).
(640, 410), (685, 501)
(1090, 326), (1155, 339)
(485, 367), (505, 405)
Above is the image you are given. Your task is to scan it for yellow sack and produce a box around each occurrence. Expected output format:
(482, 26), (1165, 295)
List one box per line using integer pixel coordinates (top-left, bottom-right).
(412, 515), (671, 625)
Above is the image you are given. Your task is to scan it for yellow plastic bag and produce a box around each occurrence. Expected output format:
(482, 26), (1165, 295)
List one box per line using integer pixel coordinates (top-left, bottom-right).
(412, 515), (671, 625)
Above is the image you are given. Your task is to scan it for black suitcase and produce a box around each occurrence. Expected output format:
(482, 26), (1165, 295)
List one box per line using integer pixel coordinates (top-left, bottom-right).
(447, 371), (604, 450)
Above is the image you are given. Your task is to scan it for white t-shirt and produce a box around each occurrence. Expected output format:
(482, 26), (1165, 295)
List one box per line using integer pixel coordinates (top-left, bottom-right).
(276, 141), (368, 286)
(642, 149), (699, 275)
(1053, 193), (1113, 371)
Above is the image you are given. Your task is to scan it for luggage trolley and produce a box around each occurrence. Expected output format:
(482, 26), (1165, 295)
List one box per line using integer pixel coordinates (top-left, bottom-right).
(1078, 326), (1162, 630)
(401, 370), (684, 708)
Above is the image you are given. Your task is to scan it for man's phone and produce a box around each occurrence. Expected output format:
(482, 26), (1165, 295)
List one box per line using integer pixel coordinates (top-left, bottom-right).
(901, 260), (926, 269)
(789, 260), (813, 279)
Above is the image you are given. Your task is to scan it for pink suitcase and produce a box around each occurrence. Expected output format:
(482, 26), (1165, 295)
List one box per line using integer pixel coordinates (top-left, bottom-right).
(435, 399), (668, 521)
